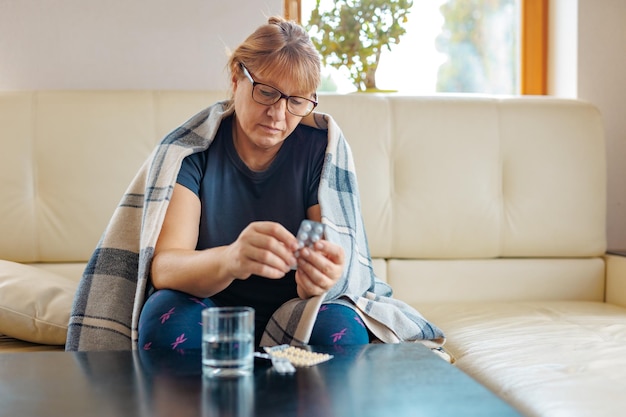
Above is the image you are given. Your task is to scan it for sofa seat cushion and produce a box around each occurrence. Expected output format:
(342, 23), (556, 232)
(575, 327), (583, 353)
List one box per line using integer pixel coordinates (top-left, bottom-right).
(419, 301), (626, 417)
(0, 260), (78, 345)
(0, 334), (65, 352)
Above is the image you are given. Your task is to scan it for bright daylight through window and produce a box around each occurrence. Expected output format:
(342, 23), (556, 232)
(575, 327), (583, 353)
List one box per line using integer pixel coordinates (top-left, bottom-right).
(301, 0), (520, 94)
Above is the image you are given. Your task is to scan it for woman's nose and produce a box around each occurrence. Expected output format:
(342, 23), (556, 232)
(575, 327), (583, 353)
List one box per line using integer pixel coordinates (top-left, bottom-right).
(266, 98), (288, 119)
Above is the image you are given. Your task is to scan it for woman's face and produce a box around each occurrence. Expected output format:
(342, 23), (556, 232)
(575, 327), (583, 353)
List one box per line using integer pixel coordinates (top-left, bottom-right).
(232, 66), (313, 154)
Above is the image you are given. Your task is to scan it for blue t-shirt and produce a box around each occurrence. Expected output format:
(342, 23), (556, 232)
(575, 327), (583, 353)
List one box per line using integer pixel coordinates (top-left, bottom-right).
(176, 115), (327, 342)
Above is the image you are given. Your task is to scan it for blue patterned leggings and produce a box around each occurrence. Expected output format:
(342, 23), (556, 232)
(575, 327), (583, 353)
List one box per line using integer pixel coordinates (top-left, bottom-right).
(138, 289), (370, 351)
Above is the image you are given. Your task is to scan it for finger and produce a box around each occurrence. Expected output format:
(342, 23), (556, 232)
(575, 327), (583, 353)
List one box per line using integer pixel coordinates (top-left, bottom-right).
(243, 244), (294, 276)
(253, 222), (299, 251)
(313, 241), (345, 266)
(296, 251), (334, 289)
(249, 223), (298, 267)
(298, 247), (338, 283)
(295, 268), (327, 298)
(238, 224), (295, 267)
(231, 237), (292, 279)
(232, 249), (286, 279)
(247, 261), (288, 279)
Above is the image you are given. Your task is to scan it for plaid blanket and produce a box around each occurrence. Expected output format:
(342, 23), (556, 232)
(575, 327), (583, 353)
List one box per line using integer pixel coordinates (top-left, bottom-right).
(66, 101), (445, 351)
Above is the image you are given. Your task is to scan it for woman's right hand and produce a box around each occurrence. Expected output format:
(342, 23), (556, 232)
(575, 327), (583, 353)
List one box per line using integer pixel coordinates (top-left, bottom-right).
(224, 221), (299, 280)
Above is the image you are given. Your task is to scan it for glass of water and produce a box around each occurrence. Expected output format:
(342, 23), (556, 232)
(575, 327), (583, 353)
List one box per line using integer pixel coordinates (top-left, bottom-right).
(202, 306), (254, 377)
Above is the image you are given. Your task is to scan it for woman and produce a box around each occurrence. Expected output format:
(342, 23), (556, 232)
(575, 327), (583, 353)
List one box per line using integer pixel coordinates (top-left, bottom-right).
(66, 16), (444, 353)
(138, 16), (369, 350)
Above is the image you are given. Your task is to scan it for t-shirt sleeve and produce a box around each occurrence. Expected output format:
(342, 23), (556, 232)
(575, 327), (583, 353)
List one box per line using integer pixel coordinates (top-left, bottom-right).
(306, 130), (328, 208)
(176, 152), (206, 197)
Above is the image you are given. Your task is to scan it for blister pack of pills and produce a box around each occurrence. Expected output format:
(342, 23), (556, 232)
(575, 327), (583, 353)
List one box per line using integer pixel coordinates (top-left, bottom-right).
(296, 220), (325, 249)
(264, 345), (334, 368)
(292, 220), (326, 270)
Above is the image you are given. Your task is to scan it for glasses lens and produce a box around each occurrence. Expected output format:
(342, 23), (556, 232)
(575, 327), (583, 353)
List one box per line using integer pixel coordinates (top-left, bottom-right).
(251, 84), (315, 117)
(287, 98), (314, 117)
(252, 84), (281, 105)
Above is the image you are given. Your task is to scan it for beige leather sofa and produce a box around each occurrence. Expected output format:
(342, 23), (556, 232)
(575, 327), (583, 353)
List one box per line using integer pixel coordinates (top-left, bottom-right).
(1, 91), (625, 416)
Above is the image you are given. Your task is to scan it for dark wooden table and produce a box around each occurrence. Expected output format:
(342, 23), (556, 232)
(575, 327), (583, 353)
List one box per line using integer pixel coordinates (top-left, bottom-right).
(0, 343), (521, 417)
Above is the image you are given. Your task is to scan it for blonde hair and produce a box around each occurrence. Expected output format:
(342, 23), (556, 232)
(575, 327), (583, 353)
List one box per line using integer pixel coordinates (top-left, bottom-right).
(227, 16), (321, 101)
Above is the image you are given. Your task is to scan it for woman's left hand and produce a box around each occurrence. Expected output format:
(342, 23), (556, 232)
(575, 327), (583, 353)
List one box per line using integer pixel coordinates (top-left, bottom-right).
(294, 239), (345, 299)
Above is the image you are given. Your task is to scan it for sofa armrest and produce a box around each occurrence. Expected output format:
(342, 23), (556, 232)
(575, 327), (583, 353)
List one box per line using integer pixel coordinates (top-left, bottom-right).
(605, 252), (626, 308)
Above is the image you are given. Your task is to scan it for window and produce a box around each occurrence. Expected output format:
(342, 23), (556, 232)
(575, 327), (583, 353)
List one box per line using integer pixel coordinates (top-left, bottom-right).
(286, 0), (546, 95)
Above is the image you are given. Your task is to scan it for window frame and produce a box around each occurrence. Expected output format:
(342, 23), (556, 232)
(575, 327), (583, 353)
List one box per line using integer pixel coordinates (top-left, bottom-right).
(521, 0), (548, 94)
(285, 0), (548, 95)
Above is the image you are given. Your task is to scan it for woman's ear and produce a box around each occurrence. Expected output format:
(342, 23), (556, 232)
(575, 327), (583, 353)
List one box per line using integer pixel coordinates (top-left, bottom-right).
(231, 75), (239, 93)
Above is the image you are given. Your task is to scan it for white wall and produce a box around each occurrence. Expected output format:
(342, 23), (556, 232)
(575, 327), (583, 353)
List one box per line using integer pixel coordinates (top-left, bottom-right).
(548, 0), (578, 98)
(0, 0), (282, 90)
(549, 0), (626, 250)
(1, 0), (625, 249)
(577, 0), (626, 250)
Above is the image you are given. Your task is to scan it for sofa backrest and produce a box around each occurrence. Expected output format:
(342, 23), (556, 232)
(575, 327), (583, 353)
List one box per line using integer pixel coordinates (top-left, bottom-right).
(0, 91), (226, 263)
(316, 94), (607, 260)
(318, 94), (607, 304)
(0, 92), (607, 286)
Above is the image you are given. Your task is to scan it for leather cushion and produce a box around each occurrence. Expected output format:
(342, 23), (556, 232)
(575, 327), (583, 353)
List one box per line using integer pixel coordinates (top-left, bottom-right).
(0, 260), (77, 345)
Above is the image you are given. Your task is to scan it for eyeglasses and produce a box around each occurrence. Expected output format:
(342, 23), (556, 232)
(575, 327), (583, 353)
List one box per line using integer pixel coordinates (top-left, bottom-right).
(240, 63), (318, 117)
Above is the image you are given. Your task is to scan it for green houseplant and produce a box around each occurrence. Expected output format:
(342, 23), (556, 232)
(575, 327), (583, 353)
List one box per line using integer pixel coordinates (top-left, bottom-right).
(306, 0), (414, 92)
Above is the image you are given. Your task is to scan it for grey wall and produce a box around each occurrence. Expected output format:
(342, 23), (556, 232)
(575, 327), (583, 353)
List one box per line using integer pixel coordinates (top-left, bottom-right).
(0, 0), (282, 90)
(576, 0), (626, 250)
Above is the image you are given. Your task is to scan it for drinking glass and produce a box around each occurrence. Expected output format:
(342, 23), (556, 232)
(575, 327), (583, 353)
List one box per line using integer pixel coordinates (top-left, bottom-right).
(202, 306), (254, 377)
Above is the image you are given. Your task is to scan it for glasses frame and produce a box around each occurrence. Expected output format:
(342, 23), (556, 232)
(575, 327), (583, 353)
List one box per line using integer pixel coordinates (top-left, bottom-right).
(239, 63), (318, 117)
